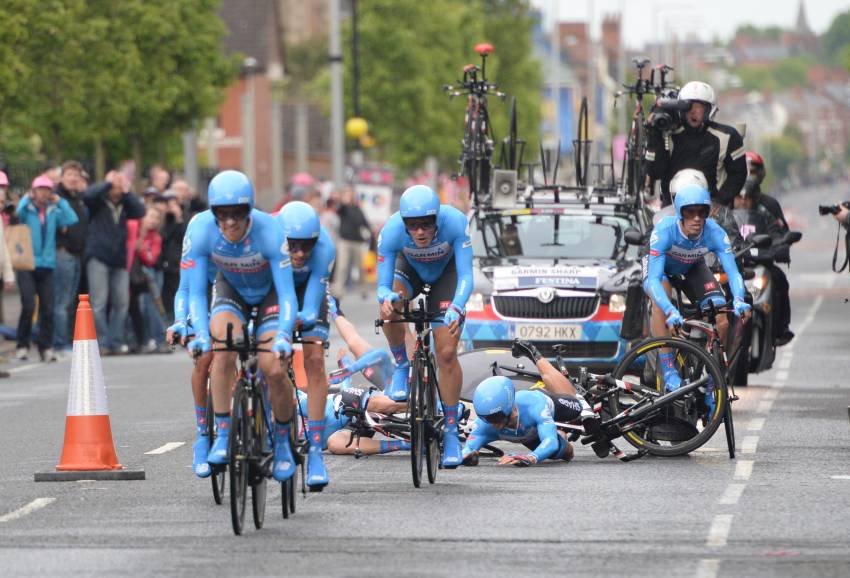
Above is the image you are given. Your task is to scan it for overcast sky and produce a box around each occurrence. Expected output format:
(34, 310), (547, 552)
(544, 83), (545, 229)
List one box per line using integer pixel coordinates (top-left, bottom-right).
(529, 0), (850, 49)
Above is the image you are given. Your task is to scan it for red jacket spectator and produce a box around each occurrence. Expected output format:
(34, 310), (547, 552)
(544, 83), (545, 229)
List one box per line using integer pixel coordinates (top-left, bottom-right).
(126, 216), (162, 272)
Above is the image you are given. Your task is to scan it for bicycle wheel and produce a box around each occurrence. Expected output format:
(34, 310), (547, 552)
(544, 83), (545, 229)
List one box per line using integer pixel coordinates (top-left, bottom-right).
(626, 114), (646, 197)
(574, 97), (589, 186)
(409, 357), (425, 488)
(228, 386), (249, 535)
(610, 337), (728, 457)
(250, 389), (268, 530)
(282, 418), (298, 518)
(424, 356), (441, 485)
(206, 393), (226, 505)
(724, 401), (736, 459)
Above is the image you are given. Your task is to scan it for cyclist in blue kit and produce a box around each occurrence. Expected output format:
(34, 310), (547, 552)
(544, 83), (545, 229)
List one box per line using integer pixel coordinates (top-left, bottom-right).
(182, 170), (303, 486)
(276, 201), (336, 489)
(643, 184), (751, 392)
(376, 185), (473, 468)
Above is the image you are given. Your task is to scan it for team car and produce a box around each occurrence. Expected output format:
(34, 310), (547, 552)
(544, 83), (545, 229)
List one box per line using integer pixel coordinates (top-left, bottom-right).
(461, 186), (652, 369)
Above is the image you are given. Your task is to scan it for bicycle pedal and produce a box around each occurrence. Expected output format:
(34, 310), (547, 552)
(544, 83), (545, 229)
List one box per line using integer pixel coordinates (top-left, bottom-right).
(308, 484), (326, 493)
(730, 394), (739, 402)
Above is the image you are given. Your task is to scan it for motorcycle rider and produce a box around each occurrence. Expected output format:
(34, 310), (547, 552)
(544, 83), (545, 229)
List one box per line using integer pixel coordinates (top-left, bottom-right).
(734, 156), (794, 346)
(646, 81), (747, 207)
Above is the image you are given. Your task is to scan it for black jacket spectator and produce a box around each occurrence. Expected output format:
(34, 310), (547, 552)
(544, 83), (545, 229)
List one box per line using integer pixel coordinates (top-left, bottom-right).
(84, 181), (146, 268)
(55, 182), (88, 256)
(159, 212), (186, 275)
(338, 203), (370, 242)
(647, 121), (747, 207)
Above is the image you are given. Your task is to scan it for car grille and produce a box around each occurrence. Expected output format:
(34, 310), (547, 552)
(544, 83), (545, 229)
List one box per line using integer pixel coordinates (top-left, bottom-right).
(471, 340), (619, 359)
(492, 295), (599, 319)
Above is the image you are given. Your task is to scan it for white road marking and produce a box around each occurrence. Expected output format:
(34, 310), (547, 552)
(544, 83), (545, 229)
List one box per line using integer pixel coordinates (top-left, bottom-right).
(748, 418), (766, 431)
(734, 460), (754, 481)
(795, 295), (824, 337)
(0, 498), (56, 523)
(695, 558), (720, 578)
(706, 514), (734, 547)
(830, 475), (850, 480)
(144, 442), (185, 455)
(719, 483), (747, 505)
(775, 370), (789, 382)
(756, 400), (774, 414)
(741, 436), (759, 454)
(7, 363), (43, 375)
(777, 356), (792, 370)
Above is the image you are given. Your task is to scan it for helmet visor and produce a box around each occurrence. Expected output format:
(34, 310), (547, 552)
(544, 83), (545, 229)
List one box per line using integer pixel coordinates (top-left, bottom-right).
(403, 216), (437, 233)
(287, 237), (318, 254)
(213, 205), (250, 223)
(681, 205), (710, 220)
(480, 410), (510, 427)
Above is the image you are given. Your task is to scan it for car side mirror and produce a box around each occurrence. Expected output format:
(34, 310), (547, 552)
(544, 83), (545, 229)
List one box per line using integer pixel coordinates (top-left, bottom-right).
(623, 229), (645, 246)
(750, 233), (772, 248)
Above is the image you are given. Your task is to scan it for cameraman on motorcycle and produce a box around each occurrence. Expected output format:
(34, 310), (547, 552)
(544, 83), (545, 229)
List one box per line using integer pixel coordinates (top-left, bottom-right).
(646, 81), (747, 207)
(735, 152), (794, 346)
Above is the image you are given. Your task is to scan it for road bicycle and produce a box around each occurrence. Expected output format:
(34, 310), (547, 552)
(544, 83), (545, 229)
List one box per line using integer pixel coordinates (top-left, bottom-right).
(375, 291), (445, 487)
(444, 43), (505, 206)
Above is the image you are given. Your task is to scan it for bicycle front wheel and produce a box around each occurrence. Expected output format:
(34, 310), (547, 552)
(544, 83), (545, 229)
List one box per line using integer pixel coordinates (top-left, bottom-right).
(610, 337), (728, 457)
(250, 389), (268, 530)
(424, 356), (441, 485)
(409, 359), (425, 488)
(229, 386), (249, 535)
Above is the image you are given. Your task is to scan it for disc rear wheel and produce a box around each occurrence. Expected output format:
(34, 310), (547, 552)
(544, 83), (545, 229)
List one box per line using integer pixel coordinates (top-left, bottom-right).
(409, 361), (425, 488)
(424, 358), (441, 485)
(229, 387), (249, 535)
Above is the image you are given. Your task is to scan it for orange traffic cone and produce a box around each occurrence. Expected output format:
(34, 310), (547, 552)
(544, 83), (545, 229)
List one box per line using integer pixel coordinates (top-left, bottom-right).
(292, 347), (308, 390)
(35, 295), (144, 481)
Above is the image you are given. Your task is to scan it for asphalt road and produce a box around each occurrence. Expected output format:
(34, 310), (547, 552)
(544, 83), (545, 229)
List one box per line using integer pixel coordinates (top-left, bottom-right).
(1, 186), (849, 577)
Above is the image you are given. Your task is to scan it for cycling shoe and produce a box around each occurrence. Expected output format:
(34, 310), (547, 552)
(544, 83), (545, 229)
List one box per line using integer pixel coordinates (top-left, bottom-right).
(306, 447), (329, 491)
(441, 428), (463, 468)
(384, 364), (410, 401)
(272, 423), (296, 482)
(193, 433), (211, 478)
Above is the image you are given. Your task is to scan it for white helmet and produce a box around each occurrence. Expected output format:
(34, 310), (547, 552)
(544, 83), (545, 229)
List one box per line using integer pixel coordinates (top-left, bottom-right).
(669, 169), (708, 197)
(679, 81), (716, 120)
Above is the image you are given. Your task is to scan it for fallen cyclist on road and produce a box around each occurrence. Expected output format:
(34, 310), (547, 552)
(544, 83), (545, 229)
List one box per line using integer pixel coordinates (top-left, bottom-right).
(643, 183), (751, 396)
(461, 340), (598, 467)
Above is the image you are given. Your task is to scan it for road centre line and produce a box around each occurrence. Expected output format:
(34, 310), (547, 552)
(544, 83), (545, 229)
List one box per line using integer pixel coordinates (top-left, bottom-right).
(695, 559), (720, 578)
(719, 483), (746, 506)
(776, 356), (792, 370)
(0, 498), (56, 523)
(775, 370), (789, 382)
(734, 460), (754, 481)
(756, 400), (774, 414)
(706, 514), (734, 547)
(741, 436), (759, 454)
(145, 442), (185, 455)
(747, 418), (765, 431)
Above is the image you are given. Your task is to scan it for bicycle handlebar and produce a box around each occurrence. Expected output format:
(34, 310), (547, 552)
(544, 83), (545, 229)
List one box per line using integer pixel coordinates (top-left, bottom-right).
(374, 297), (443, 329)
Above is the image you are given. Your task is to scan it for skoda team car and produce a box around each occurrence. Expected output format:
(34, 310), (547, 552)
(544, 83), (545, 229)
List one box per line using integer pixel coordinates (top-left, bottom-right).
(461, 191), (651, 369)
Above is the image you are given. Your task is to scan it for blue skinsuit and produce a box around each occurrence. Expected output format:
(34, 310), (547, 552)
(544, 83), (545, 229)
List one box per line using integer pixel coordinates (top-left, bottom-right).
(462, 390), (567, 462)
(292, 227), (335, 338)
(182, 209), (297, 341)
(376, 205), (473, 322)
(333, 348), (395, 390)
(174, 212), (218, 326)
(643, 216), (745, 316)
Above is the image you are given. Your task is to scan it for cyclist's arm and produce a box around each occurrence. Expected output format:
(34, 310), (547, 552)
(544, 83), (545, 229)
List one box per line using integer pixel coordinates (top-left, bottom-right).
(185, 241), (211, 337)
(173, 259), (191, 323)
(642, 228), (676, 315)
(300, 238), (335, 327)
(376, 223), (400, 304)
(462, 419), (498, 457)
(265, 231), (298, 337)
(712, 231), (745, 302)
(450, 215), (474, 312)
(529, 419), (561, 462)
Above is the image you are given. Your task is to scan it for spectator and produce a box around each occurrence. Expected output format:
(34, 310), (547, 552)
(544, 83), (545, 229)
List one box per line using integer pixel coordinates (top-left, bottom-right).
(149, 164), (171, 193)
(143, 186), (160, 208)
(321, 197), (340, 244)
(84, 170), (146, 354)
(0, 170), (10, 227)
(127, 207), (167, 353)
(332, 187), (371, 298)
(171, 177), (206, 220)
(15, 175), (79, 361)
(0, 172), (13, 376)
(53, 161), (90, 354)
(158, 191), (186, 323)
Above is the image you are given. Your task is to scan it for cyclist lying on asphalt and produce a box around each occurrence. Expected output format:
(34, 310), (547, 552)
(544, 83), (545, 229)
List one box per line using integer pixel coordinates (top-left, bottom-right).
(461, 340), (597, 467)
(643, 184), (750, 393)
(275, 201), (336, 490)
(376, 185), (473, 468)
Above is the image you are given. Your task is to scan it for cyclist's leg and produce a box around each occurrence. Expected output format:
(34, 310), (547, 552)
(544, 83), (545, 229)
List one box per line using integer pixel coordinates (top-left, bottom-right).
(429, 262), (464, 467)
(646, 274), (682, 391)
(190, 351), (214, 477)
(380, 255), (418, 400)
(683, 262), (728, 346)
(327, 429), (410, 455)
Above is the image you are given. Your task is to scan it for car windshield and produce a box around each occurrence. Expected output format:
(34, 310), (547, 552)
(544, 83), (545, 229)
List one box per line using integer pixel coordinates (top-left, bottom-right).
(472, 213), (637, 260)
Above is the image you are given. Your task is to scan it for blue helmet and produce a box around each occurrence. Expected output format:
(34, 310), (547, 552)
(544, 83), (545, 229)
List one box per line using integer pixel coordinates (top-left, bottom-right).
(473, 376), (515, 421)
(208, 170), (254, 210)
(278, 201), (320, 240)
(674, 184), (711, 220)
(399, 185), (440, 220)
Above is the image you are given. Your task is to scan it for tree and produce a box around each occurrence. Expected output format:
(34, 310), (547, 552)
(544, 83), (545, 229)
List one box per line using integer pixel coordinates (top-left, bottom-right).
(822, 9), (850, 64)
(337, 0), (542, 171)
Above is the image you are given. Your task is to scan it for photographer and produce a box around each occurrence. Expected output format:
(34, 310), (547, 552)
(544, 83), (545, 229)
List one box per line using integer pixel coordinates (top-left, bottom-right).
(646, 81), (747, 207)
(833, 205), (850, 229)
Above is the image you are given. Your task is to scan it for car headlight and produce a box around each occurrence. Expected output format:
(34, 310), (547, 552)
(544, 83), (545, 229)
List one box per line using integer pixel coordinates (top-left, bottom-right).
(609, 293), (627, 313)
(467, 292), (485, 312)
(749, 273), (768, 300)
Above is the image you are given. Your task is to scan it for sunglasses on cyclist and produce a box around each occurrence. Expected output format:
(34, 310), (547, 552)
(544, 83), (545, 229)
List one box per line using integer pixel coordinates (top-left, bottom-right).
(403, 217), (437, 233)
(287, 237), (318, 253)
(480, 410), (510, 426)
(213, 206), (250, 223)
(681, 206), (710, 220)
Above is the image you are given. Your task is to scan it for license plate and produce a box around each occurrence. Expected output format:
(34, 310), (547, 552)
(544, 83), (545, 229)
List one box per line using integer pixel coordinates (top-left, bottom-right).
(515, 324), (582, 341)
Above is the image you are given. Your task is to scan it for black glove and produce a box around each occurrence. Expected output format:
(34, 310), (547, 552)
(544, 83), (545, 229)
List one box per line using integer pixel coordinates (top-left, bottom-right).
(511, 338), (542, 363)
